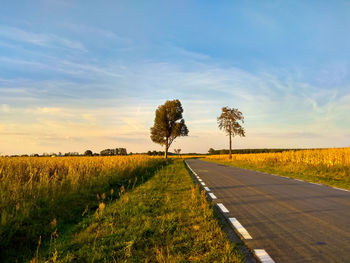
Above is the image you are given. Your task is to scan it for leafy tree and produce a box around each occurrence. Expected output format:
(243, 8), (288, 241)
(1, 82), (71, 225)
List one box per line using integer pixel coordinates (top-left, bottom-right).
(84, 150), (93, 156)
(174, 149), (181, 158)
(118, 148), (127, 155)
(208, 148), (215, 155)
(217, 107), (245, 159)
(100, 149), (113, 156)
(150, 99), (189, 158)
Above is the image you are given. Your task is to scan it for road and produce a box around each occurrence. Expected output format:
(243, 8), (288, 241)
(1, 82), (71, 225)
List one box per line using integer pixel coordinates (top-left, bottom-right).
(185, 159), (350, 263)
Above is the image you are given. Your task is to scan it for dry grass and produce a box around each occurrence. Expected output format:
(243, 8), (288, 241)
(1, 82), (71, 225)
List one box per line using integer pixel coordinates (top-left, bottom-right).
(0, 155), (166, 262)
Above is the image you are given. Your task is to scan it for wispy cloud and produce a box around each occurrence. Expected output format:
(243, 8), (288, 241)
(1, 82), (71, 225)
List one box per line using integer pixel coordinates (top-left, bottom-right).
(0, 26), (87, 52)
(1, 56), (349, 154)
(61, 23), (133, 45)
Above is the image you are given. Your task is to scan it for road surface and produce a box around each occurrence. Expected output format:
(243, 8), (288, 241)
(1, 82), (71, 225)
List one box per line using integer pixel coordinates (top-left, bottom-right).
(185, 159), (350, 263)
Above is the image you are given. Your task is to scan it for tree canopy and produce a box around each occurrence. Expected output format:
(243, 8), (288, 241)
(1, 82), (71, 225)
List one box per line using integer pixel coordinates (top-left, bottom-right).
(150, 99), (188, 158)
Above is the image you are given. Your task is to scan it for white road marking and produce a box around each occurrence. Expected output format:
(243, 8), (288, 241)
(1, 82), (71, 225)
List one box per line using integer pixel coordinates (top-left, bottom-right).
(310, 182), (322, 186)
(198, 178), (203, 182)
(254, 249), (275, 263)
(185, 162), (199, 177)
(332, 187), (350, 192)
(204, 187), (210, 191)
(217, 203), (229, 213)
(229, 218), (252, 239)
(209, 193), (217, 199)
(295, 179), (304, 182)
(200, 182), (206, 186)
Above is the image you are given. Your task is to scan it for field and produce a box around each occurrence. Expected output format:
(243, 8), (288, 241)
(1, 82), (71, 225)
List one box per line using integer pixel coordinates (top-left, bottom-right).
(3, 148), (349, 262)
(0, 156), (167, 262)
(205, 147), (350, 189)
(0, 156), (242, 262)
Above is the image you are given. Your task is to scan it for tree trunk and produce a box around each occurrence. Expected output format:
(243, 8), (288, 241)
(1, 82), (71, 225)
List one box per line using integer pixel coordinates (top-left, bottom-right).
(229, 131), (232, 159)
(164, 141), (168, 159)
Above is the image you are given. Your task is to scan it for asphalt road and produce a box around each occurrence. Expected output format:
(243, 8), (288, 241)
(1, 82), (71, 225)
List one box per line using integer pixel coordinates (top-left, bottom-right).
(186, 159), (350, 263)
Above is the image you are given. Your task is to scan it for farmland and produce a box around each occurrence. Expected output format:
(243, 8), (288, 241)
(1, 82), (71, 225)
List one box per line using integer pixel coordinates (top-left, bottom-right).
(0, 156), (243, 262)
(0, 156), (167, 262)
(205, 148), (350, 189)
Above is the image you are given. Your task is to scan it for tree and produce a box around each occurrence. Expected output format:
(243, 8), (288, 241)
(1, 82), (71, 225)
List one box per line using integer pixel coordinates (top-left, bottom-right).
(150, 99), (189, 158)
(208, 148), (215, 155)
(217, 107), (245, 159)
(174, 148), (181, 158)
(84, 150), (93, 156)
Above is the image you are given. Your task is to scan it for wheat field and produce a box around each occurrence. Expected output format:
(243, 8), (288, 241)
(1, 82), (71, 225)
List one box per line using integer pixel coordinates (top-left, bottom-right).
(0, 155), (166, 261)
(205, 148), (350, 187)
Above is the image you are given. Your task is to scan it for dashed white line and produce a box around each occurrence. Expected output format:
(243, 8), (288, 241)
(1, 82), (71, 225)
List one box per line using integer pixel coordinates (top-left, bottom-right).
(198, 178), (203, 182)
(229, 218), (252, 239)
(200, 182), (206, 186)
(209, 193), (217, 199)
(217, 203), (229, 213)
(204, 187), (210, 191)
(254, 249), (275, 263)
(310, 182), (322, 186)
(332, 187), (350, 192)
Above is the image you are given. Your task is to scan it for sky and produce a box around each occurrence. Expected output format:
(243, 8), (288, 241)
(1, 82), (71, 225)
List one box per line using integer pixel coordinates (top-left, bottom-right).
(1, 0), (350, 155)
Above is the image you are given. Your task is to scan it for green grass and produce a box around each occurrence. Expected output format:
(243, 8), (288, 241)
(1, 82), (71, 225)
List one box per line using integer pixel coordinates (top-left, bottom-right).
(204, 158), (350, 190)
(39, 160), (244, 262)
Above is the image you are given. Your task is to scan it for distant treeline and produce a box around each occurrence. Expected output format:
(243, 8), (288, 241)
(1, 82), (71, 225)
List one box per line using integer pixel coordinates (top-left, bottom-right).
(4, 147), (128, 157)
(3, 148), (321, 158)
(208, 148), (305, 155)
(99, 148), (127, 156)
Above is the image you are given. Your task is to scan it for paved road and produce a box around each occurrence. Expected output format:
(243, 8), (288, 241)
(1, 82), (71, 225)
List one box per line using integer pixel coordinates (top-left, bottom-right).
(186, 159), (350, 263)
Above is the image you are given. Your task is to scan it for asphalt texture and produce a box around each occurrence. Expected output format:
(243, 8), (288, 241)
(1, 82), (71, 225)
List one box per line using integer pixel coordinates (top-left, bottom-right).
(186, 159), (350, 263)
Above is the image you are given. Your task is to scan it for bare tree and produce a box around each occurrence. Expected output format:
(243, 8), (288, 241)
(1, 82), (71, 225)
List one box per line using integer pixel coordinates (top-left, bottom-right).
(217, 107), (245, 159)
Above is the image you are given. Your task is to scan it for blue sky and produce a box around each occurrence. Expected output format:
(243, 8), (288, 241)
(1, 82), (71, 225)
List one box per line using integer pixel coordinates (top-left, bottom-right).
(1, 0), (350, 154)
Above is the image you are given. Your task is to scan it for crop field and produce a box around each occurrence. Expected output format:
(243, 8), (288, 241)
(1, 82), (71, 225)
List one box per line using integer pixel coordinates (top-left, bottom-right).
(0, 155), (167, 262)
(0, 156), (243, 262)
(205, 147), (350, 189)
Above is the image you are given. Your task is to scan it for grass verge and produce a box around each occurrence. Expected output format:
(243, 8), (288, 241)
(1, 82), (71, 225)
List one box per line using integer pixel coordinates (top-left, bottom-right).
(203, 158), (350, 190)
(40, 160), (244, 262)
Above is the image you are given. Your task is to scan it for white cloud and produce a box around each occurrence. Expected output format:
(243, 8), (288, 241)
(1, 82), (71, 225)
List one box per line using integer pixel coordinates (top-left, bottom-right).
(0, 55), (349, 154)
(0, 26), (87, 52)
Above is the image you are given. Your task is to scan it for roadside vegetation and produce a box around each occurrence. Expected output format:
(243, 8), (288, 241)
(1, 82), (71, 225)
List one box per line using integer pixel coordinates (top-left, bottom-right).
(205, 147), (350, 189)
(0, 156), (243, 262)
(0, 156), (167, 262)
(37, 160), (243, 262)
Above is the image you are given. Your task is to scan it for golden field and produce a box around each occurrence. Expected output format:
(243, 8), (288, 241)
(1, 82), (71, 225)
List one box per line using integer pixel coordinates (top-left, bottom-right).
(0, 155), (166, 261)
(206, 148), (350, 167)
(205, 148), (350, 187)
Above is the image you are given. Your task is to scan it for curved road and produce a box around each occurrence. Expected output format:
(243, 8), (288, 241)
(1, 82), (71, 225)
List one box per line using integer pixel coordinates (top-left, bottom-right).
(186, 159), (350, 263)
